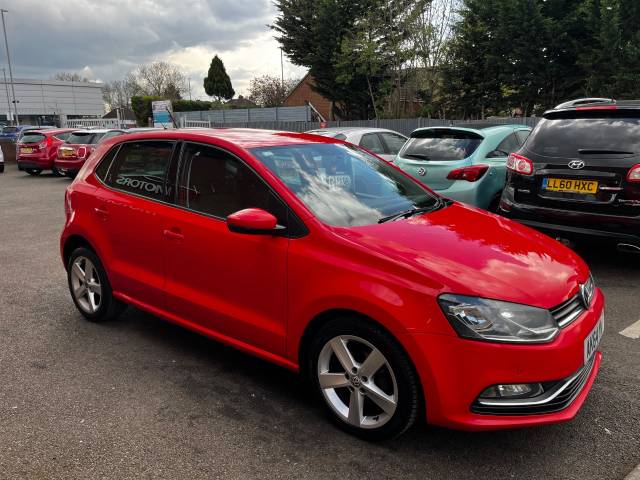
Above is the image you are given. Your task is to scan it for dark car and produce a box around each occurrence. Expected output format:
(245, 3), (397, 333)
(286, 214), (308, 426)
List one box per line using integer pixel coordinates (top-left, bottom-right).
(499, 99), (640, 253)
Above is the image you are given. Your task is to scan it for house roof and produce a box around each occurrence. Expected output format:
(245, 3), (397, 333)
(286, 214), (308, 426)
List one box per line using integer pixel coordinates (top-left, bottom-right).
(103, 107), (136, 120)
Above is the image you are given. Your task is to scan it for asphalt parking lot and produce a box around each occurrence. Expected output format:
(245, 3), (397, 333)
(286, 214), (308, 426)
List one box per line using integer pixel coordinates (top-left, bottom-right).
(0, 163), (639, 480)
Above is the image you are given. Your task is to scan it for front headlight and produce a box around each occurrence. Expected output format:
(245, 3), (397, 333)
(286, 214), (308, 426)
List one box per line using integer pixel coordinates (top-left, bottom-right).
(438, 294), (559, 343)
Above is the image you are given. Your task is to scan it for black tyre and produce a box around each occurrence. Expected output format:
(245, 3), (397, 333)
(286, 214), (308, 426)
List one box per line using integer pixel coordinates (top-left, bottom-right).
(52, 167), (64, 177)
(67, 247), (126, 322)
(26, 168), (42, 176)
(309, 317), (421, 441)
(65, 170), (78, 179)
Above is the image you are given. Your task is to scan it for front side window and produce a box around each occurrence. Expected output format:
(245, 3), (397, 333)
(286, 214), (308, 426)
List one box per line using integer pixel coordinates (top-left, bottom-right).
(251, 143), (439, 227)
(359, 133), (385, 154)
(380, 132), (407, 155)
(178, 143), (288, 226)
(104, 141), (175, 202)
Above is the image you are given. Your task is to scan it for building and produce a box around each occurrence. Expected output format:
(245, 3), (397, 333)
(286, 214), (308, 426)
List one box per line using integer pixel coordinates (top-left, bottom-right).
(0, 77), (105, 126)
(282, 73), (334, 121)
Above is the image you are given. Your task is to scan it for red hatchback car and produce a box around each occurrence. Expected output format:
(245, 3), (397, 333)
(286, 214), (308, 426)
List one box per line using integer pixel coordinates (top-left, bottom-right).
(55, 129), (126, 177)
(17, 128), (76, 176)
(60, 129), (604, 439)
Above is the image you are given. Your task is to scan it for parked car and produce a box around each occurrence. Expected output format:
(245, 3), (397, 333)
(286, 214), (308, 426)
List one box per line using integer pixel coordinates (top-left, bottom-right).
(16, 128), (76, 176)
(55, 129), (126, 177)
(0, 125), (43, 143)
(305, 127), (408, 162)
(0, 144), (4, 173)
(61, 129), (603, 440)
(500, 99), (640, 253)
(394, 124), (531, 211)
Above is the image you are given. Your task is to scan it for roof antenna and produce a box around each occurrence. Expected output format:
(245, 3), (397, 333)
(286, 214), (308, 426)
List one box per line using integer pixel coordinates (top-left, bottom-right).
(165, 106), (178, 129)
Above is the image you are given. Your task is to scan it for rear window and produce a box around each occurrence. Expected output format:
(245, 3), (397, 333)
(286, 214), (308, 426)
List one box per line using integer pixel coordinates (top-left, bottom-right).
(66, 132), (98, 145)
(528, 115), (640, 158)
(54, 132), (71, 141)
(400, 129), (483, 161)
(20, 133), (46, 144)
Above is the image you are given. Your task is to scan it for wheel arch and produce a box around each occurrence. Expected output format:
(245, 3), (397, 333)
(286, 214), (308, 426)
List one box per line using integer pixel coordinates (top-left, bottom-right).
(62, 234), (97, 270)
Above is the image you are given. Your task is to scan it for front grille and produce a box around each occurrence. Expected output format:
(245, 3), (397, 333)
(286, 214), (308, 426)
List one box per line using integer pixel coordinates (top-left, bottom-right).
(551, 293), (585, 327)
(471, 355), (596, 416)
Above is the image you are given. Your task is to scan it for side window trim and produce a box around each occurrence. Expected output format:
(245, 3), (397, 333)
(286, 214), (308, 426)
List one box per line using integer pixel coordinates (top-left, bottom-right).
(98, 139), (178, 206)
(94, 144), (122, 182)
(176, 140), (308, 238)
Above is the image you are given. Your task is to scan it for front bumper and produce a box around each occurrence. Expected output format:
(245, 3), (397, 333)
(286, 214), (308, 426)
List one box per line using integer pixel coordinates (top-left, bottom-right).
(405, 288), (604, 431)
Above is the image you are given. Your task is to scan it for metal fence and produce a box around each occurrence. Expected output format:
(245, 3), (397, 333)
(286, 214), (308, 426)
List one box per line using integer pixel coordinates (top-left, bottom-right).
(175, 116), (540, 136)
(61, 118), (137, 129)
(176, 105), (313, 124)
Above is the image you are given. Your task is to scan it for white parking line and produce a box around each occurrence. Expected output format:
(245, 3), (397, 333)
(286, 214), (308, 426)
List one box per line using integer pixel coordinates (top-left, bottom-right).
(619, 319), (640, 339)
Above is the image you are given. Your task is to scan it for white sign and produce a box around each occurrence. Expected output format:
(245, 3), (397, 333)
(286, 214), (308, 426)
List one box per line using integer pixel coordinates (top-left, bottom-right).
(152, 100), (174, 128)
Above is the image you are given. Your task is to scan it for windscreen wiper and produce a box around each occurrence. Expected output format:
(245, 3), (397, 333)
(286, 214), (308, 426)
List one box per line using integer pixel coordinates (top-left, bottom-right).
(578, 149), (634, 155)
(378, 199), (445, 224)
(403, 153), (431, 160)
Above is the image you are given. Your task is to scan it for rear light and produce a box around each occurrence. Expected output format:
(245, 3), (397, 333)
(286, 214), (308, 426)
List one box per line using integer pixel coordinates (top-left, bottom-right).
(446, 164), (489, 182)
(77, 146), (87, 159)
(507, 153), (534, 176)
(628, 164), (640, 183)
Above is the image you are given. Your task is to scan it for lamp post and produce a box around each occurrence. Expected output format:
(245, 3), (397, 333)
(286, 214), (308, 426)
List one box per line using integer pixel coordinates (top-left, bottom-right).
(1, 9), (18, 125)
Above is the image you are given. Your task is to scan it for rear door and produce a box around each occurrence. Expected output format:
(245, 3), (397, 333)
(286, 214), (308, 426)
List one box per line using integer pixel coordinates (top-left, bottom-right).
(396, 128), (484, 190)
(521, 111), (640, 215)
(93, 140), (178, 307)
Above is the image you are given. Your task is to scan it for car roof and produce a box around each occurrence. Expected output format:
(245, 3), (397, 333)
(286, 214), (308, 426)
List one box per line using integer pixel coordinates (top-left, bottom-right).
(544, 98), (640, 117)
(27, 128), (76, 135)
(71, 129), (112, 134)
(105, 128), (345, 149)
(307, 127), (404, 135)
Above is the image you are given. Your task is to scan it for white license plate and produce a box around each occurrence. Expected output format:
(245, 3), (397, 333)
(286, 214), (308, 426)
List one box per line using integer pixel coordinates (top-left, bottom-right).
(584, 313), (604, 364)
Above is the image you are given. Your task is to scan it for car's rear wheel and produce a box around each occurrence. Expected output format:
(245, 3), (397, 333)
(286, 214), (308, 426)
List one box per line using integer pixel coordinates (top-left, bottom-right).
(26, 168), (42, 176)
(309, 318), (421, 440)
(67, 247), (125, 322)
(52, 167), (64, 177)
(65, 171), (77, 179)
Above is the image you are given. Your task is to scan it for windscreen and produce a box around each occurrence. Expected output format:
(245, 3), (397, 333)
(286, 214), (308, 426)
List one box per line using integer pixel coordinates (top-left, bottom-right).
(66, 132), (97, 145)
(527, 114), (640, 158)
(20, 133), (46, 144)
(399, 129), (483, 161)
(251, 142), (439, 227)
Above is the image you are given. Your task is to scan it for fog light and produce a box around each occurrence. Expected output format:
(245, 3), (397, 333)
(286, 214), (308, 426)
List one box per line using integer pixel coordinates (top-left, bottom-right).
(480, 383), (544, 399)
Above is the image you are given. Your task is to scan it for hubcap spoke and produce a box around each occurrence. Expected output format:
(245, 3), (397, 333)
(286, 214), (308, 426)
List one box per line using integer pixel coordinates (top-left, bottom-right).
(70, 256), (102, 314)
(319, 372), (350, 390)
(73, 283), (87, 298)
(347, 390), (364, 427)
(87, 280), (102, 296)
(359, 347), (386, 378)
(329, 337), (357, 373)
(72, 261), (85, 281)
(87, 291), (98, 312)
(362, 383), (397, 415)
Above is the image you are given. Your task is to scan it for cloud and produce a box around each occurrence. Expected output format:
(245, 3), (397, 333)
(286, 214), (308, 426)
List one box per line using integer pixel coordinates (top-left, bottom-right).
(4, 0), (306, 98)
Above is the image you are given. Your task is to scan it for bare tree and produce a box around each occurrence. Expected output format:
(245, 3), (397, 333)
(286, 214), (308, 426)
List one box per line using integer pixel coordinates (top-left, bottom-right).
(103, 73), (140, 110)
(248, 75), (300, 107)
(131, 61), (187, 98)
(53, 72), (88, 82)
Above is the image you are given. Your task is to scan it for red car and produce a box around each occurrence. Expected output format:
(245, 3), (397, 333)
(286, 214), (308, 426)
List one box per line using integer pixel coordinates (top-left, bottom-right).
(60, 129), (604, 440)
(16, 128), (76, 176)
(55, 129), (126, 178)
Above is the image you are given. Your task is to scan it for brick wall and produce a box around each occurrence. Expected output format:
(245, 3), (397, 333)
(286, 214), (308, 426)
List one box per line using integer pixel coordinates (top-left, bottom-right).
(283, 74), (334, 121)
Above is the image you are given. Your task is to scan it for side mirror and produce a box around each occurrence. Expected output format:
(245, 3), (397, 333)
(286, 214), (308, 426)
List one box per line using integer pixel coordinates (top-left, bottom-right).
(226, 208), (280, 235)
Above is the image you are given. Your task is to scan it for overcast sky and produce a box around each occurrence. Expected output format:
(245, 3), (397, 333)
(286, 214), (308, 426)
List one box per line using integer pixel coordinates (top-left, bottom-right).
(2, 0), (306, 99)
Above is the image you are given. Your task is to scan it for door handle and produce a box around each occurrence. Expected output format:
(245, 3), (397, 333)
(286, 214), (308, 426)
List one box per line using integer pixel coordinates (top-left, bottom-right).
(93, 206), (109, 218)
(163, 228), (184, 241)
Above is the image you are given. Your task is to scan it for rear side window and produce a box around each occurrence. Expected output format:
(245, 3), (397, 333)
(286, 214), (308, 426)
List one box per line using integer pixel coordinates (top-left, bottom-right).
(54, 132), (71, 141)
(488, 133), (520, 158)
(380, 132), (407, 155)
(178, 142), (288, 226)
(400, 129), (483, 161)
(20, 133), (45, 144)
(333, 133), (347, 141)
(359, 133), (385, 154)
(515, 129), (530, 145)
(104, 141), (175, 202)
(527, 115), (640, 158)
(66, 132), (97, 145)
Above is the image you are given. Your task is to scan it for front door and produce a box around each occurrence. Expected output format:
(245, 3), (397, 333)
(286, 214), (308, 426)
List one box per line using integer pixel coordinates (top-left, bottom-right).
(163, 142), (290, 355)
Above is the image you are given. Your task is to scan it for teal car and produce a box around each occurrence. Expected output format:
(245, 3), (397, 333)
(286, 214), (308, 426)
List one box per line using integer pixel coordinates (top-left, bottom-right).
(394, 124), (531, 211)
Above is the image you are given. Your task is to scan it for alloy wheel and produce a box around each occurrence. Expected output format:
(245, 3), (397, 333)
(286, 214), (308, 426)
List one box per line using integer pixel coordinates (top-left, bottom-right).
(70, 256), (102, 314)
(317, 335), (398, 429)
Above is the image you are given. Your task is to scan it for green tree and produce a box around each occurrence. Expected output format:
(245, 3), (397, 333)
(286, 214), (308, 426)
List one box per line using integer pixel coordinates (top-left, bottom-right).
(203, 55), (235, 102)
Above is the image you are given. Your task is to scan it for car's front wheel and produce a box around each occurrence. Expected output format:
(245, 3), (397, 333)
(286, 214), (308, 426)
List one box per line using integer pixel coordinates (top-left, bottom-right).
(310, 318), (421, 440)
(67, 247), (125, 322)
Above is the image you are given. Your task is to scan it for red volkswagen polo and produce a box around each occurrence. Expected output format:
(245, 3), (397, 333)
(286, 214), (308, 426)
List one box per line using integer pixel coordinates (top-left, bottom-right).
(60, 129), (604, 440)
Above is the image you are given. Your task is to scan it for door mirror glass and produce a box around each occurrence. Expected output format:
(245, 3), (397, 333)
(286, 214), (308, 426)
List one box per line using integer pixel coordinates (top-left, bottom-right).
(227, 208), (279, 234)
